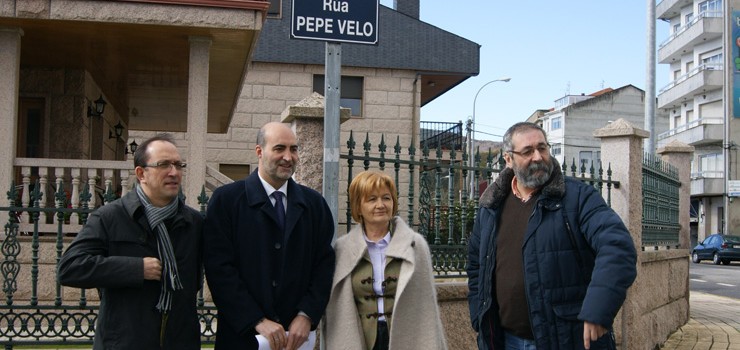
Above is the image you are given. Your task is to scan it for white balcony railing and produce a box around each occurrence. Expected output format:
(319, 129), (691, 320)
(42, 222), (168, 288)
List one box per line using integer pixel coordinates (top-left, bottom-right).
(11, 158), (134, 233)
(658, 63), (723, 94)
(659, 10), (722, 48)
(657, 117), (723, 140)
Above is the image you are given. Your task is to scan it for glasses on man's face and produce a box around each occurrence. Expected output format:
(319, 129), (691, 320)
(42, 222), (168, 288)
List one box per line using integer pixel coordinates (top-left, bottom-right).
(144, 160), (187, 171)
(508, 143), (551, 159)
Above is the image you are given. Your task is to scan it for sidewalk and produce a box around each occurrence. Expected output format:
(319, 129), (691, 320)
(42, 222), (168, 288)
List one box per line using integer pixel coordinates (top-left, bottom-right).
(660, 292), (740, 350)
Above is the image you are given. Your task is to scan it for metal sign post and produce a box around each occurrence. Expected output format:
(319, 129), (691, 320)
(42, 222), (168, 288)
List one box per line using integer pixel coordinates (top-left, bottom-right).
(291, 0), (379, 241)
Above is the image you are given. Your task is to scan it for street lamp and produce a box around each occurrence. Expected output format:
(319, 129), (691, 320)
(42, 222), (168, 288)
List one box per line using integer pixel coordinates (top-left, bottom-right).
(469, 77), (511, 197)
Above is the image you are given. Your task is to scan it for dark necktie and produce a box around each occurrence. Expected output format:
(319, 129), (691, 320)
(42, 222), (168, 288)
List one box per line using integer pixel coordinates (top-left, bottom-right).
(272, 191), (285, 232)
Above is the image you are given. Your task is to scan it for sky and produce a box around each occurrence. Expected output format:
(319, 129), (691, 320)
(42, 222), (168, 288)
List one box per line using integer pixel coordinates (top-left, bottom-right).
(379, 0), (670, 141)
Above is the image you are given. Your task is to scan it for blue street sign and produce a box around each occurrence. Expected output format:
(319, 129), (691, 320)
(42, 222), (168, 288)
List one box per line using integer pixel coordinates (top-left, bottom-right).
(291, 0), (378, 45)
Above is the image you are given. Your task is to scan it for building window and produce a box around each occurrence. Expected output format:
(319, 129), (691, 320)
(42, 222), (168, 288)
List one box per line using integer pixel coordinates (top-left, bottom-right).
(551, 116), (562, 130)
(673, 23), (680, 33)
(268, 0), (281, 17)
(685, 12), (694, 25)
(698, 153), (723, 178)
(313, 75), (364, 117)
(699, 0), (722, 14)
(579, 151), (594, 170)
(551, 143), (561, 156)
(219, 164), (251, 181)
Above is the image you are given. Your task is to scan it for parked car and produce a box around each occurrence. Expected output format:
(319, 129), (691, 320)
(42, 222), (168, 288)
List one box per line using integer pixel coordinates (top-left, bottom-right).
(691, 234), (740, 265)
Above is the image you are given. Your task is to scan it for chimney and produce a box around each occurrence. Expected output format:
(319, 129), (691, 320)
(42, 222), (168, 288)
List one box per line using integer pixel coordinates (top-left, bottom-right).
(394, 0), (419, 19)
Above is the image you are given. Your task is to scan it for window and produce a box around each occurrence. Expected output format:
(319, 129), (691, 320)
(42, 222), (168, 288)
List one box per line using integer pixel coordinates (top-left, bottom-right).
(673, 23), (680, 33)
(267, 0), (281, 17)
(579, 151), (593, 169)
(699, 0), (722, 13)
(313, 75), (364, 117)
(685, 12), (694, 25)
(551, 143), (561, 156)
(686, 61), (694, 72)
(219, 164), (251, 181)
(699, 153), (723, 178)
(551, 116), (562, 130)
(701, 53), (722, 69)
(673, 115), (681, 129)
(686, 110), (694, 122)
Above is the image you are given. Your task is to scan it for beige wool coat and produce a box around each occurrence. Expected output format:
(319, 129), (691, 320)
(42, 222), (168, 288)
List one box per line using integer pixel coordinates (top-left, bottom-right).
(323, 216), (448, 350)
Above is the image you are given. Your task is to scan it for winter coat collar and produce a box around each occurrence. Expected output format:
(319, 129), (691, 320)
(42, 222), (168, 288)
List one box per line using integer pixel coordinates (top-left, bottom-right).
(333, 216), (416, 287)
(479, 158), (565, 210)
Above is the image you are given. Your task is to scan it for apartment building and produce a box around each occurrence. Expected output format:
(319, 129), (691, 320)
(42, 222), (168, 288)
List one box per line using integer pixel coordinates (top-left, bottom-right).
(528, 85), (668, 171)
(655, 0), (737, 242)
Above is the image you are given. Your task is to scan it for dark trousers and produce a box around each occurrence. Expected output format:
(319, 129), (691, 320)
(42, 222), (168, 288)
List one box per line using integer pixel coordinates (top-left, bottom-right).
(372, 321), (389, 350)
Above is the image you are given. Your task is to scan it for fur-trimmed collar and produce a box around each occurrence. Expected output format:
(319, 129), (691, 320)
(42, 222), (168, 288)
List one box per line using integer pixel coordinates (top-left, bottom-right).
(479, 158), (566, 209)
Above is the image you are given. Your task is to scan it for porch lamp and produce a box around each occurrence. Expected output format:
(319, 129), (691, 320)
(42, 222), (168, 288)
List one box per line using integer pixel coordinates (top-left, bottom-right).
(88, 95), (107, 118)
(128, 139), (138, 155)
(469, 77), (511, 197)
(109, 121), (124, 139)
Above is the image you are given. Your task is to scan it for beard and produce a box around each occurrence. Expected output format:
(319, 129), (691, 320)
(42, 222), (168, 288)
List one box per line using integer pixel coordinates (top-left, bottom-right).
(513, 159), (553, 189)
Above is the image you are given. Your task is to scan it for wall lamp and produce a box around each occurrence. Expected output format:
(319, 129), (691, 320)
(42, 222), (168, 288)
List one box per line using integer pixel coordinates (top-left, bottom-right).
(88, 95), (107, 118)
(126, 139), (138, 155)
(109, 121), (124, 140)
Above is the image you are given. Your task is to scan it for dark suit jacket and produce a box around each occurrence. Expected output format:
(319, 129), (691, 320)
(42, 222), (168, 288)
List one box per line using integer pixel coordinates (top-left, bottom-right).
(203, 171), (335, 349)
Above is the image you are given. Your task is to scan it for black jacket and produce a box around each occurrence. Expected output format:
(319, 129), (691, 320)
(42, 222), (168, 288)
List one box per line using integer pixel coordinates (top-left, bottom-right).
(58, 191), (204, 350)
(467, 163), (637, 349)
(203, 171), (335, 349)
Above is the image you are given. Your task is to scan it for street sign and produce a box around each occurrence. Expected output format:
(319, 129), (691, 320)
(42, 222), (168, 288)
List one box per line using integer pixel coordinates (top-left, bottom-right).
(729, 180), (740, 197)
(291, 0), (378, 45)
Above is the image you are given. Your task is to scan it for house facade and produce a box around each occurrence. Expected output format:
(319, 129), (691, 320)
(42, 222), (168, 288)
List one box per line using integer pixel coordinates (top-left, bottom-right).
(129, 0), (480, 227)
(528, 85), (668, 169)
(1, 0), (480, 226)
(655, 0), (740, 242)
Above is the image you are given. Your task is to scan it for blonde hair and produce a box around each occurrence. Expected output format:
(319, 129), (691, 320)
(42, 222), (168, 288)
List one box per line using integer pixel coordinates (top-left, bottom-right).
(348, 170), (398, 223)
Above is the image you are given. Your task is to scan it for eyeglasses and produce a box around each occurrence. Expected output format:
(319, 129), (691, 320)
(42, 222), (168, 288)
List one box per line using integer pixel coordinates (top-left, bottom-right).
(144, 160), (187, 170)
(508, 143), (551, 159)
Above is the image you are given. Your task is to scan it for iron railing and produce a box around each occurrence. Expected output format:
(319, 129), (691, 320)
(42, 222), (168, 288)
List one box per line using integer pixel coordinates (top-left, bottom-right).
(642, 153), (681, 248)
(0, 182), (215, 348)
(420, 121), (464, 151)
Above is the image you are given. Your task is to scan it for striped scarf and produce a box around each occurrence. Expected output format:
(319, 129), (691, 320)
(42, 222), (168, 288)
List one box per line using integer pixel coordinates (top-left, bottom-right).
(135, 184), (182, 314)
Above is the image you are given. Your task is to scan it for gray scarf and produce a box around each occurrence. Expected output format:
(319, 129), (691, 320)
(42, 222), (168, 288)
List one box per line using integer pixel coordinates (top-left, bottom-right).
(135, 184), (182, 314)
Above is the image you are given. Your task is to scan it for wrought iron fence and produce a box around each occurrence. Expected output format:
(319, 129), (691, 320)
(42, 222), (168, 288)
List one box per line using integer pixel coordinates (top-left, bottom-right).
(0, 134), (677, 348)
(340, 132), (624, 278)
(641, 153), (681, 248)
(0, 182), (215, 348)
(420, 121), (464, 150)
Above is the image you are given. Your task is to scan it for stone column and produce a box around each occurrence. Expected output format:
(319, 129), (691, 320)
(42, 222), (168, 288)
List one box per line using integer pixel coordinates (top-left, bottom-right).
(0, 27), (23, 207)
(593, 118), (648, 349)
(280, 92), (350, 193)
(657, 140), (694, 249)
(186, 36), (211, 209)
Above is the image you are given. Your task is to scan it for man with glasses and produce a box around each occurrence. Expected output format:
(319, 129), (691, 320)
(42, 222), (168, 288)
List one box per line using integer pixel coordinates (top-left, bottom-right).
(467, 122), (636, 350)
(59, 134), (203, 350)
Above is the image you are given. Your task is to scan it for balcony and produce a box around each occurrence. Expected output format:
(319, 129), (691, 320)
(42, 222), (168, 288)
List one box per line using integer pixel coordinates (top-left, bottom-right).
(657, 64), (722, 109)
(656, 117), (724, 147)
(690, 172), (724, 196)
(659, 12), (722, 64)
(656, 0), (693, 20)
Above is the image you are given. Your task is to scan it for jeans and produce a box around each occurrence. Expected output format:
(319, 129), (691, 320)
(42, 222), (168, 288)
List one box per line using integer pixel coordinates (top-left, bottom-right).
(504, 331), (537, 350)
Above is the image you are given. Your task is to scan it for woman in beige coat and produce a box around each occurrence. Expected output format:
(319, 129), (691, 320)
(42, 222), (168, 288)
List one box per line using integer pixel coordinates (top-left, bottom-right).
(324, 170), (447, 350)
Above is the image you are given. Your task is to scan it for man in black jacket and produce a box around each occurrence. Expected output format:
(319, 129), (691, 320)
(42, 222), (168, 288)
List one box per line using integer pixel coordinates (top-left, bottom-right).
(203, 122), (335, 350)
(58, 134), (203, 350)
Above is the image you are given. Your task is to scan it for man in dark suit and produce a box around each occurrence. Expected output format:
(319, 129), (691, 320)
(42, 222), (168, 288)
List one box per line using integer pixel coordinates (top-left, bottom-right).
(204, 122), (335, 350)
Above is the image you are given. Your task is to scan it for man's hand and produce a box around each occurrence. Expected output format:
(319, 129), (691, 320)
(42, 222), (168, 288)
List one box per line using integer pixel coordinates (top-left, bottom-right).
(583, 321), (607, 349)
(285, 314), (311, 350)
(143, 257), (162, 281)
(256, 319), (286, 350)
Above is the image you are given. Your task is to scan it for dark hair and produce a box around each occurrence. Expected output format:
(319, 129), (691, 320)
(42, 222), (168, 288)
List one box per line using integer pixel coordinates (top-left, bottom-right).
(133, 134), (177, 168)
(503, 122), (548, 153)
